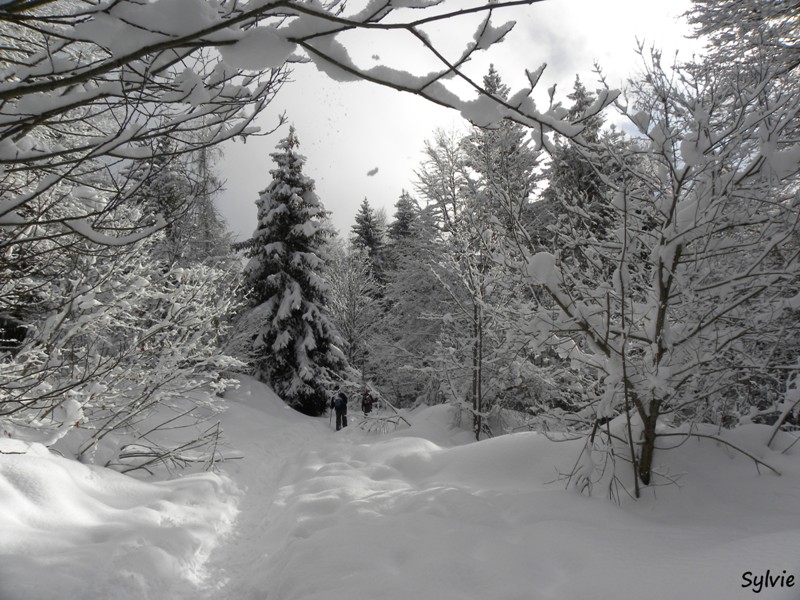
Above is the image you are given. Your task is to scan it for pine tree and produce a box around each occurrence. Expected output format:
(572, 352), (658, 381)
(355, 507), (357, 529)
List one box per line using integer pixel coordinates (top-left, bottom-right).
(233, 127), (346, 416)
(462, 65), (540, 233)
(183, 147), (232, 264)
(125, 138), (229, 266)
(128, 138), (190, 239)
(388, 190), (418, 242)
(351, 197), (384, 257)
(350, 196), (387, 285)
(541, 76), (607, 210)
(374, 204), (452, 405)
(536, 76), (627, 261)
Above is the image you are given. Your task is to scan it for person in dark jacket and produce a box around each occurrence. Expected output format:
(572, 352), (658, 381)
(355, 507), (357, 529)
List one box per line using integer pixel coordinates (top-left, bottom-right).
(361, 388), (374, 416)
(331, 390), (348, 430)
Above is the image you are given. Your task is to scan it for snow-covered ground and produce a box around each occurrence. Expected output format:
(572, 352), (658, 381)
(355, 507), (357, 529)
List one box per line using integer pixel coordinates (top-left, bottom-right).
(2, 376), (799, 600)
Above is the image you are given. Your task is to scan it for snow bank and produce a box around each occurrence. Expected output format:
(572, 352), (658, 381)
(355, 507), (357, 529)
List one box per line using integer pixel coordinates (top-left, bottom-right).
(2, 377), (799, 600)
(211, 380), (800, 600)
(0, 439), (238, 600)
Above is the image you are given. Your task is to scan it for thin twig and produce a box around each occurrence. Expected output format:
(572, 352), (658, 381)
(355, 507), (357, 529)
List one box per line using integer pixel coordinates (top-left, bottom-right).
(656, 432), (781, 476)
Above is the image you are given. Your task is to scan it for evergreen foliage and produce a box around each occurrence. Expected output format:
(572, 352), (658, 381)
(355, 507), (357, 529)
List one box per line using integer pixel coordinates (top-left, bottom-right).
(373, 204), (452, 404)
(233, 127), (346, 416)
(326, 242), (382, 372)
(129, 139), (190, 238)
(534, 76), (629, 260)
(128, 143), (233, 266)
(462, 65), (540, 232)
(541, 77), (607, 211)
(388, 190), (418, 242)
(350, 197), (387, 280)
(351, 197), (384, 255)
(181, 147), (233, 265)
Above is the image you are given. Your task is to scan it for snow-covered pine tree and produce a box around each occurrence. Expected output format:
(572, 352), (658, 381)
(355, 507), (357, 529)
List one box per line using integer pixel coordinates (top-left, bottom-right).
(350, 197), (386, 279)
(326, 241), (382, 371)
(233, 127), (346, 416)
(125, 141), (233, 267)
(176, 146), (233, 266)
(375, 203), (452, 405)
(462, 65), (540, 233)
(127, 138), (191, 246)
(350, 198), (381, 252)
(538, 76), (613, 244)
(508, 23), (800, 492)
(388, 190), (418, 242)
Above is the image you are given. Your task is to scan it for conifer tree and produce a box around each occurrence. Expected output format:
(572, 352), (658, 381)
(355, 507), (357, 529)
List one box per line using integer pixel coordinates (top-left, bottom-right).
(542, 76), (607, 209)
(183, 147), (232, 264)
(351, 198), (384, 258)
(375, 204), (452, 404)
(233, 127), (346, 416)
(535, 76), (629, 263)
(128, 138), (190, 243)
(351, 196), (387, 283)
(388, 190), (419, 242)
(462, 65), (539, 232)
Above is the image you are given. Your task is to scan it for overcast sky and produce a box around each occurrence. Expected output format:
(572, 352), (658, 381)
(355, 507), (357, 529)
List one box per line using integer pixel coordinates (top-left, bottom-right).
(217, 0), (701, 241)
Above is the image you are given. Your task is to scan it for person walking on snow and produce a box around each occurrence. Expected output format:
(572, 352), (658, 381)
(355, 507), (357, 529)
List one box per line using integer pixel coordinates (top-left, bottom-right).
(361, 388), (374, 416)
(331, 390), (348, 431)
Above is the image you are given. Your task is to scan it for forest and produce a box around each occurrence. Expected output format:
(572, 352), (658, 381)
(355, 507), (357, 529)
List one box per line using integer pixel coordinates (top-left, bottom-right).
(1, 0), (798, 504)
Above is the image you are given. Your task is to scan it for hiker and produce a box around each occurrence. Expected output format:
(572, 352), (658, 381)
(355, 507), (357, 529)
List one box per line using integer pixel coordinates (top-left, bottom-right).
(331, 390), (348, 431)
(361, 388), (374, 416)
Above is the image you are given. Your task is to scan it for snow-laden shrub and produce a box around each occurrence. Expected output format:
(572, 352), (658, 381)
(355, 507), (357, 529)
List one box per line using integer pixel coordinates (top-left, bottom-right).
(0, 232), (244, 473)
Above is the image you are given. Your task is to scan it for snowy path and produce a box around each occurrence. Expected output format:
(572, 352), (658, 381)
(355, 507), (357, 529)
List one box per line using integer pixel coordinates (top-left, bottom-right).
(200, 381), (331, 600)
(200, 379), (800, 600)
(3, 376), (799, 600)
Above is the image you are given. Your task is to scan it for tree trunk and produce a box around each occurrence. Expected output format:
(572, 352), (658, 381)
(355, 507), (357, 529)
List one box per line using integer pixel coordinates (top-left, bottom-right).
(472, 302), (481, 440)
(637, 408), (660, 486)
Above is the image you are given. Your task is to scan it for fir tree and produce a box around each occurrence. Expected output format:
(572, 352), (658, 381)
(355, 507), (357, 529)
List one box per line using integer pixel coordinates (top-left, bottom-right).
(373, 204), (452, 405)
(388, 190), (418, 242)
(128, 138), (190, 241)
(535, 76), (624, 258)
(184, 147), (232, 264)
(351, 196), (387, 284)
(541, 76), (607, 210)
(350, 197), (384, 258)
(233, 127), (346, 416)
(462, 65), (539, 232)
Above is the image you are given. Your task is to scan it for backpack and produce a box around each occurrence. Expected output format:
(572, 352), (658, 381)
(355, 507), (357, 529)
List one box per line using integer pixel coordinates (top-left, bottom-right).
(334, 392), (346, 410)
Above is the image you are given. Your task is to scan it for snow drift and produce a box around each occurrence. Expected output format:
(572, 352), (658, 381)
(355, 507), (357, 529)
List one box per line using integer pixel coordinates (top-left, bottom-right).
(1, 376), (799, 600)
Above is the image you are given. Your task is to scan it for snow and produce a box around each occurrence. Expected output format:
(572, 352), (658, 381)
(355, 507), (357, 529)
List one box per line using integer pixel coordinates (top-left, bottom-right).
(390, 0), (443, 7)
(525, 251), (556, 285)
(305, 36), (363, 83)
(475, 20), (516, 51)
(2, 376), (800, 600)
(218, 27), (296, 71)
(162, 69), (211, 106)
(64, 216), (167, 246)
(72, 0), (223, 56)
(763, 143), (800, 180)
(0, 439), (237, 600)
